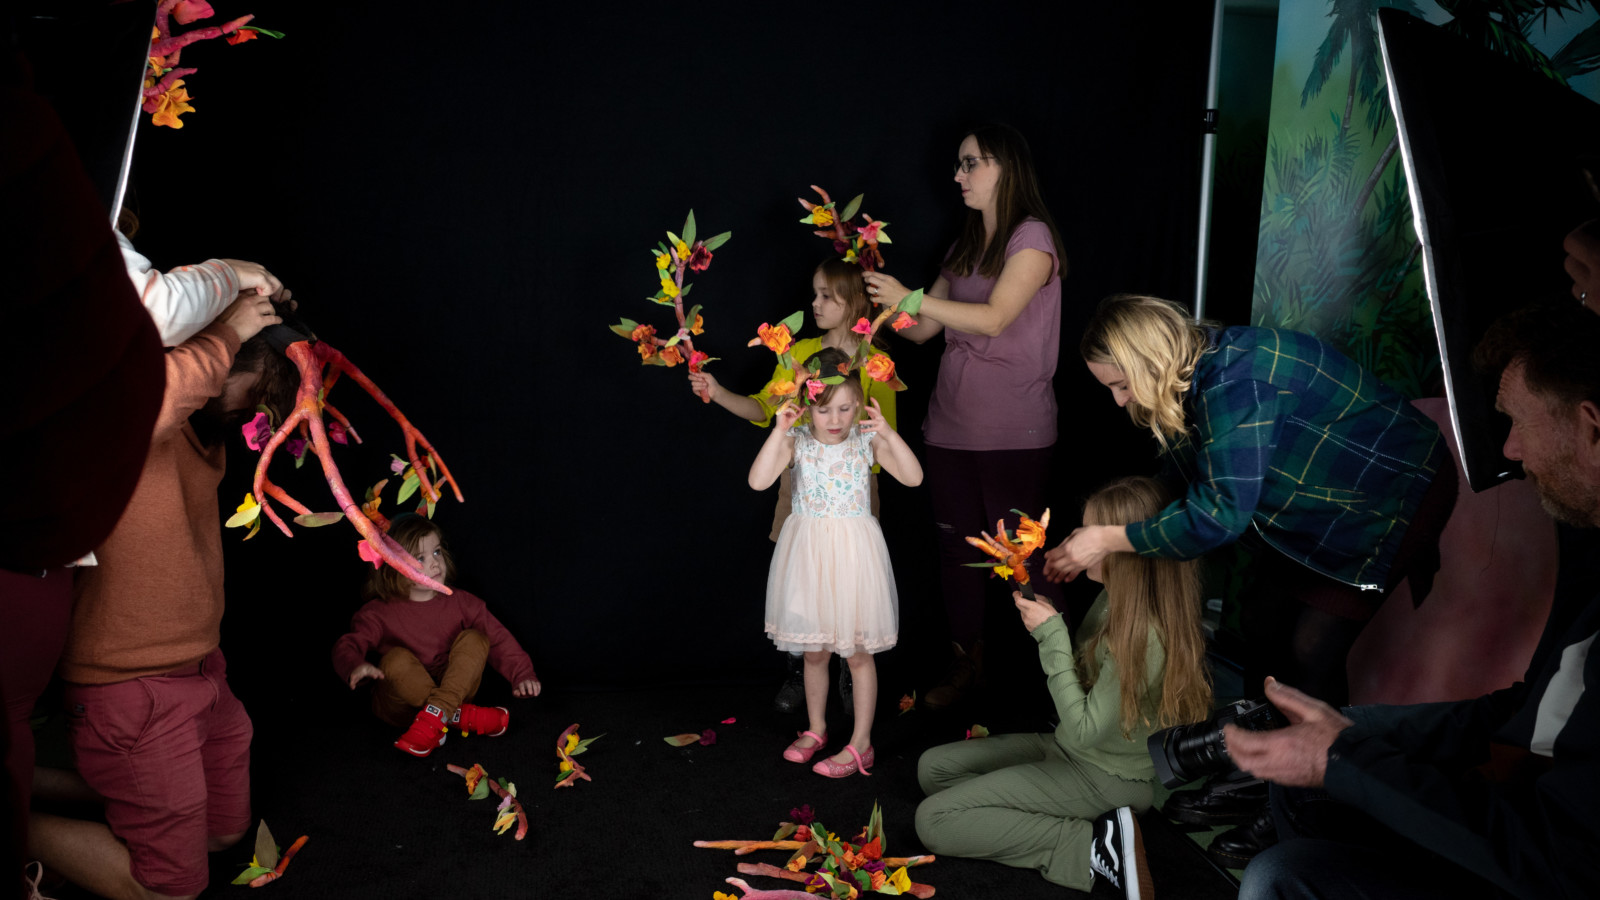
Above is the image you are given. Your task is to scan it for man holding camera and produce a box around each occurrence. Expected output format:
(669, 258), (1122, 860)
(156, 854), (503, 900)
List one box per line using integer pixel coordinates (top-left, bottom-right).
(1227, 302), (1600, 899)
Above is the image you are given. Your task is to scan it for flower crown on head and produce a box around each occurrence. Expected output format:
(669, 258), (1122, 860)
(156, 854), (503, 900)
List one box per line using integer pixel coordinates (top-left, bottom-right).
(798, 185), (892, 271)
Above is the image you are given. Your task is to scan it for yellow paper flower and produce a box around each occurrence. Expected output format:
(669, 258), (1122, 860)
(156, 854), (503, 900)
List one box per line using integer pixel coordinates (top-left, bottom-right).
(674, 239), (690, 261)
(236, 493), (258, 514)
(655, 252), (670, 270)
(559, 759), (573, 772)
(889, 867), (913, 893)
(843, 248), (858, 263)
(565, 733), (580, 753)
(149, 79), (195, 129)
(660, 278), (680, 298)
(994, 564), (1014, 579)
(812, 206), (835, 227)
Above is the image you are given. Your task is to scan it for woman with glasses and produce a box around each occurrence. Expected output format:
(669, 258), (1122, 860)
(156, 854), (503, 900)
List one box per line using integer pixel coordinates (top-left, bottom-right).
(863, 123), (1067, 708)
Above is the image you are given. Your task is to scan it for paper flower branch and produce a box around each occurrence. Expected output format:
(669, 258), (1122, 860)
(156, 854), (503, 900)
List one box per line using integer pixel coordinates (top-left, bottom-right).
(224, 340), (463, 592)
(230, 821), (307, 887)
(609, 211), (731, 402)
(142, 1), (283, 129)
(555, 723), (602, 789)
(798, 185), (892, 273)
(446, 763), (528, 840)
(964, 508), (1051, 600)
(697, 802), (937, 898)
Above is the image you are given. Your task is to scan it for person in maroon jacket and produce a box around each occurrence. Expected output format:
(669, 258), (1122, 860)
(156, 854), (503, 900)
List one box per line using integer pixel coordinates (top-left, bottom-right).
(332, 516), (541, 757)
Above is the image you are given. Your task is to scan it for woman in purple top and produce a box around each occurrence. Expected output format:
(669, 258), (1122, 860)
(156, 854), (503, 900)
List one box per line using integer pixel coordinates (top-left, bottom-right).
(864, 124), (1067, 707)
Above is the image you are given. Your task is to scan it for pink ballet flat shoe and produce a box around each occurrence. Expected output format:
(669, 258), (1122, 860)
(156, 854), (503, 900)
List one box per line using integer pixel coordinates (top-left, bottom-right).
(783, 730), (828, 764)
(813, 744), (874, 778)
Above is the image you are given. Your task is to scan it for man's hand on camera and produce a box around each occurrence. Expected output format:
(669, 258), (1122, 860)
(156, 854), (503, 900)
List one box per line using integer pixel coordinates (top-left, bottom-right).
(1224, 676), (1353, 789)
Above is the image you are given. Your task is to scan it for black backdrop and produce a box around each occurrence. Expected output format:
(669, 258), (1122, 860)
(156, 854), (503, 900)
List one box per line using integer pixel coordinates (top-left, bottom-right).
(108, 2), (1213, 693)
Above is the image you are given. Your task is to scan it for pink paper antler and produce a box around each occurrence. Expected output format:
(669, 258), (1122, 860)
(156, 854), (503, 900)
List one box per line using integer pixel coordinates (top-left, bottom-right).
(248, 341), (463, 592)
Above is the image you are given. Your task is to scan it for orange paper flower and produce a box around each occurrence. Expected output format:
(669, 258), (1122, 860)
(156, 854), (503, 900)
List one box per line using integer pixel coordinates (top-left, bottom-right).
(862, 354), (896, 383)
(691, 314), (704, 336)
(748, 322), (794, 355)
(659, 345), (684, 367)
(148, 79), (195, 129)
(966, 509), (1051, 586)
(637, 341), (657, 361)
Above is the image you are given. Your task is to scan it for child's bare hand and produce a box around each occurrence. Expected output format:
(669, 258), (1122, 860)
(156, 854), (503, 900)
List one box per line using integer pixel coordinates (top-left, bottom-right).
(218, 291), (282, 343)
(689, 369), (719, 398)
(348, 663), (384, 690)
(775, 402), (802, 430)
(859, 397), (889, 434)
(513, 678), (542, 698)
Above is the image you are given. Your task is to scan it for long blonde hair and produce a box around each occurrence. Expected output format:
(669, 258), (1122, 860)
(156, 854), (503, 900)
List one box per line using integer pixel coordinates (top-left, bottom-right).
(1080, 294), (1213, 450)
(1076, 476), (1213, 736)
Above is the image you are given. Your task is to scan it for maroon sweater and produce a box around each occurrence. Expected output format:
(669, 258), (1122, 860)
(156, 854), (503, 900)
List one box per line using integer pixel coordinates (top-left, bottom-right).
(332, 589), (537, 686)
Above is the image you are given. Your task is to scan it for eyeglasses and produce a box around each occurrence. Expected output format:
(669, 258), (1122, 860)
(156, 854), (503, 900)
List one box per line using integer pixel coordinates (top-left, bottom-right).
(954, 155), (995, 175)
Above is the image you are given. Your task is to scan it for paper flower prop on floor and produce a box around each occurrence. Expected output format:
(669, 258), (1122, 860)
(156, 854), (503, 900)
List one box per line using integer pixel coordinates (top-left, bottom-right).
(223, 338), (464, 593)
(696, 802), (937, 898)
(446, 764), (528, 840)
(964, 508), (1051, 600)
(230, 821), (307, 887)
(555, 724), (603, 789)
(142, 1), (283, 129)
(609, 211), (731, 402)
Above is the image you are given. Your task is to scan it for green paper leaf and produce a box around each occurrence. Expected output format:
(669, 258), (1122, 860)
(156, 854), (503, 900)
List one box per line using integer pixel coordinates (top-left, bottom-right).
(610, 324), (636, 338)
(778, 309), (806, 334)
(225, 504), (262, 528)
(772, 822), (798, 842)
(470, 779), (490, 800)
(254, 403), (278, 427)
(231, 866), (273, 885)
(254, 821), (279, 871)
(244, 517), (261, 541)
(898, 288), (925, 317)
(663, 733), (701, 747)
(962, 561), (1000, 568)
(657, 241), (669, 254)
(294, 451), (305, 469)
(877, 231), (893, 244)
(664, 334), (681, 347)
(799, 214), (817, 225)
(820, 375), (844, 385)
(968, 724), (990, 739)
(570, 733), (604, 756)
(683, 304), (702, 329)
(666, 230), (682, 249)
(396, 471), (420, 505)
(292, 512), (345, 527)
(703, 231), (732, 251)
(424, 496), (437, 518)
(839, 193), (863, 222)
(682, 210), (697, 248)
(680, 282), (693, 297)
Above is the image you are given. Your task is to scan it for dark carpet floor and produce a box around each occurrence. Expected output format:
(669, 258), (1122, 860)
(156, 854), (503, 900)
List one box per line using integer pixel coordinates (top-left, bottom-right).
(37, 677), (1240, 899)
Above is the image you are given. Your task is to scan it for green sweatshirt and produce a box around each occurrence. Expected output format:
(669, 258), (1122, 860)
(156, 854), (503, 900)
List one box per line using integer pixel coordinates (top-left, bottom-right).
(1031, 591), (1166, 782)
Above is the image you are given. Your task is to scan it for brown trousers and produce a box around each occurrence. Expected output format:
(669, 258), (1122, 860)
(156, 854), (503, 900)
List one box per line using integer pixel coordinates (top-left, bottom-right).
(371, 629), (489, 726)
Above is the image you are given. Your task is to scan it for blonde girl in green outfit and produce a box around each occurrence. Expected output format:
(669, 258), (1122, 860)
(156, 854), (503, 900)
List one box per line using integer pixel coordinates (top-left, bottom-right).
(914, 476), (1212, 899)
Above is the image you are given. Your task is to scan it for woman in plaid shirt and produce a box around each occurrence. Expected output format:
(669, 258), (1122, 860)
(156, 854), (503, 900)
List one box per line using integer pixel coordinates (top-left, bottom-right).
(1044, 294), (1456, 708)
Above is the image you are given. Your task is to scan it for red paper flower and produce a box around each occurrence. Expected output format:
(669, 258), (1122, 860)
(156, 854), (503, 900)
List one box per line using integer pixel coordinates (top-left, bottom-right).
(629, 323), (656, 343)
(890, 311), (915, 331)
(357, 539), (383, 569)
(689, 244), (713, 271)
(851, 317), (873, 336)
(327, 420), (349, 445)
(225, 27), (257, 45)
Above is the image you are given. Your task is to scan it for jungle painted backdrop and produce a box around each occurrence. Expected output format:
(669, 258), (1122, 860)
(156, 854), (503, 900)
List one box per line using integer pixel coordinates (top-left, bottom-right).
(1253, 0), (1600, 399)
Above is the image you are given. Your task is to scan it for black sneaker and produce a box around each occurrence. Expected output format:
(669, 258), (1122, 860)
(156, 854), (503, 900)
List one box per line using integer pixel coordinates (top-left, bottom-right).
(1090, 806), (1150, 900)
(773, 654), (805, 714)
(838, 665), (854, 717)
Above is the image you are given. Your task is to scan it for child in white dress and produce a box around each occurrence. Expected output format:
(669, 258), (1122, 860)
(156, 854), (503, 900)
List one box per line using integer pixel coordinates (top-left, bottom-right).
(748, 347), (923, 777)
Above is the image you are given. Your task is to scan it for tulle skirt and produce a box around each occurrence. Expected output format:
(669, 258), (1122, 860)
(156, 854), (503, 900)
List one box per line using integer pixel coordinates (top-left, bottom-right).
(764, 514), (898, 657)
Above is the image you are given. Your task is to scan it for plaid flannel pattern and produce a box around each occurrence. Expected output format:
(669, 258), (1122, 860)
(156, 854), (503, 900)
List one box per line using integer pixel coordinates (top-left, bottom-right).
(1127, 327), (1446, 589)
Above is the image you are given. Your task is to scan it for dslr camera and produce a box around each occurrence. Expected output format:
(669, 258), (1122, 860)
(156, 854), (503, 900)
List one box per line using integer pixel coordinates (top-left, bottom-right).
(1147, 697), (1288, 788)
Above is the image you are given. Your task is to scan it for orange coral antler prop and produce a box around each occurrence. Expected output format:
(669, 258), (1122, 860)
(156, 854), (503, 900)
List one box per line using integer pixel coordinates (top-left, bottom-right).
(237, 340), (463, 593)
(965, 508), (1051, 600)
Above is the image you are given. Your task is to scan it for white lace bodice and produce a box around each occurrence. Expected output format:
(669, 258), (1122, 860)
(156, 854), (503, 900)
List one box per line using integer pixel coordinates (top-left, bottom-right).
(789, 425), (876, 519)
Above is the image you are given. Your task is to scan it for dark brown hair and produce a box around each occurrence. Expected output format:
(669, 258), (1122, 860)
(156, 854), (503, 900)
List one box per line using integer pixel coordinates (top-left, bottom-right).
(363, 516), (456, 601)
(945, 123), (1069, 280)
(1473, 302), (1600, 409)
(807, 346), (865, 409)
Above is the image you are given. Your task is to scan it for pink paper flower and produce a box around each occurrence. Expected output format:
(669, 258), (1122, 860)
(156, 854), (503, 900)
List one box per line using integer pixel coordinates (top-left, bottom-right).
(357, 539), (384, 569)
(850, 317), (873, 336)
(242, 412), (271, 451)
(805, 378), (825, 401)
(720, 717), (736, 724)
(858, 218), (887, 243)
(390, 458), (408, 475)
(327, 420), (349, 445)
(890, 311), (915, 331)
(698, 729), (716, 746)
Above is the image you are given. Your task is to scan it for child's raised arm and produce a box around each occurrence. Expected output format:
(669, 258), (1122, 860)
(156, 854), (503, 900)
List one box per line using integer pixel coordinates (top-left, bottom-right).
(860, 398), (923, 487)
(689, 369), (765, 422)
(749, 404), (801, 490)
